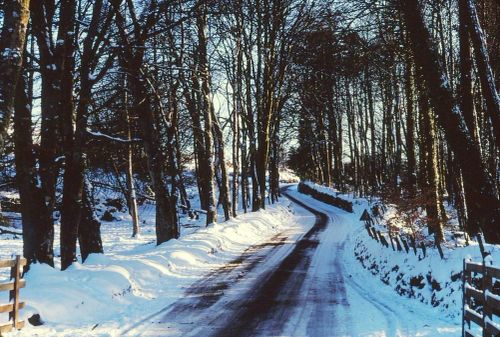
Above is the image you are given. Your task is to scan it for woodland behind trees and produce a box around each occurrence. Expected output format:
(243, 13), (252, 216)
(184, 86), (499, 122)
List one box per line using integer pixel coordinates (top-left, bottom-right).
(288, 0), (499, 244)
(0, 0), (498, 271)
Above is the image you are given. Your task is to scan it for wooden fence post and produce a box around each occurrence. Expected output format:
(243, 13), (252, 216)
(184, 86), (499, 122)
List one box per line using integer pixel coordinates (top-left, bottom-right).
(394, 235), (403, 252)
(388, 232), (395, 251)
(410, 236), (417, 255)
(420, 242), (426, 258)
(462, 259), (470, 337)
(477, 234), (487, 259)
(401, 237), (410, 253)
(0, 256), (26, 335)
(482, 260), (492, 337)
(365, 224), (373, 238)
(379, 232), (389, 248)
(9, 255), (22, 330)
(462, 259), (500, 337)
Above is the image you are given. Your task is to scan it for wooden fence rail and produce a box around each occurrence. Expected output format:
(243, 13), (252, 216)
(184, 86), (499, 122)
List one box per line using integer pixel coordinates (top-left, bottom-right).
(0, 256), (26, 335)
(462, 259), (500, 337)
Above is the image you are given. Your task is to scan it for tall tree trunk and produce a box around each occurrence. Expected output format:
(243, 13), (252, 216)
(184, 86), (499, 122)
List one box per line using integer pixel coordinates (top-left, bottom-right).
(196, 2), (217, 225)
(269, 118), (281, 203)
(421, 95), (445, 243)
(464, 0), (500, 147)
(212, 112), (232, 220)
(240, 115), (249, 214)
(394, 79), (403, 191)
(232, 25), (243, 216)
(182, 72), (208, 210)
(169, 83), (190, 212)
(31, 0), (61, 224)
(60, 0), (111, 268)
(244, 55), (260, 212)
(458, 0), (482, 236)
(399, 0), (500, 243)
(405, 58), (417, 197)
(134, 72), (178, 243)
(112, 0), (178, 244)
(231, 95), (240, 216)
(59, 0), (80, 270)
(78, 181), (103, 262)
(123, 74), (140, 237)
(14, 66), (54, 266)
(0, 0), (30, 153)
(459, 0), (477, 141)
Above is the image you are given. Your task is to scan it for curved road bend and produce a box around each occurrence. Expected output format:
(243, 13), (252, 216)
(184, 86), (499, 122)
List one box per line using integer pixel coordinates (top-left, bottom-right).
(127, 185), (398, 337)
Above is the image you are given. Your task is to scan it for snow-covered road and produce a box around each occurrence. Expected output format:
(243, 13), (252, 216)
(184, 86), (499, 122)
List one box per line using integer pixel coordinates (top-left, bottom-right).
(126, 185), (458, 337)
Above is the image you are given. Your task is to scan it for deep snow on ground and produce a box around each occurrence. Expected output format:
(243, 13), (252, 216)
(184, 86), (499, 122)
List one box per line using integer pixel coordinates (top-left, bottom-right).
(103, 185), (463, 337)
(300, 182), (499, 322)
(0, 168), (301, 337)
(285, 185), (462, 336)
(1, 179), (496, 336)
(1, 200), (294, 336)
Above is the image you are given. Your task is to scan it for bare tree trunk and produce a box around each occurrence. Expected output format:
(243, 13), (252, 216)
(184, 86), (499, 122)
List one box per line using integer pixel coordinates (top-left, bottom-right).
(394, 78), (403, 191)
(464, 0), (500, 147)
(168, 82), (190, 213)
(231, 100), (240, 216)
(174, 123), (191, 212)
(182, 72), (208, 210)
(459, 0), (477, 142)
(212, 111), (232, 220)
(31, 0), (61, 226)
(111, 0), (178, 244)
(59, 0), (80, 270)
(123, 73), (140, 237)
(133, 72), (178, 242)
(14, 64), (54, 266)
(399, 0), (500, 243)
(458, 0), (482, 236)
(366, 75), (377, 192)
(232, 19), (243, 216)
(269, 118), (281, 203)
(196, 2), (217, 225)
(78, 181), (103, 262)
(240, 114), (249, 214)
(404, 57), (417, 197)
(0, 0), (30, 152)
(244, 54), (260, 212)
(421, 94), (445, 243)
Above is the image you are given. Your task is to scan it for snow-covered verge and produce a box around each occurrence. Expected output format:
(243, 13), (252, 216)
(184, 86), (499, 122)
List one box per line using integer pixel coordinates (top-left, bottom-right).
(277, 167), (300, 183)
(1, 202), (294, 337)
(297, 181), (500, 321)
(298, 181), (353, 212)
(351, 230), (499, 319)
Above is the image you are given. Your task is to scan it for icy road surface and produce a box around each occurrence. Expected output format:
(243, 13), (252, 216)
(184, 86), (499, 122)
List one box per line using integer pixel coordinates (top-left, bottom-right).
(126, 186), (458, 337)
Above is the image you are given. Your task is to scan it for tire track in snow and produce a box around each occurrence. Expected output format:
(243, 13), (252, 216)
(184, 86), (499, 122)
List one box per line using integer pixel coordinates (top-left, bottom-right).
(288, 189), (407, 336)
(132, 185), (415, 337)
(120, 231), (293, 336)
(331, 209), (411, 336)
(207, 187), (331, 337)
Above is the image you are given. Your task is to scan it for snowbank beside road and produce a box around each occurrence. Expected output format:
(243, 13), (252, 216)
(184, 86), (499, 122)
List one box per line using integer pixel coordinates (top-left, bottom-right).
(350, 227), (499, 320)
(296, 181), (499, 321)
(6, 202), (294, 337)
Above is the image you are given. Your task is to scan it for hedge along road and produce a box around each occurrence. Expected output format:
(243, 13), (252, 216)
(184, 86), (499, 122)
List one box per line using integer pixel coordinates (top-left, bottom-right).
(124, 185), (450, 337)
